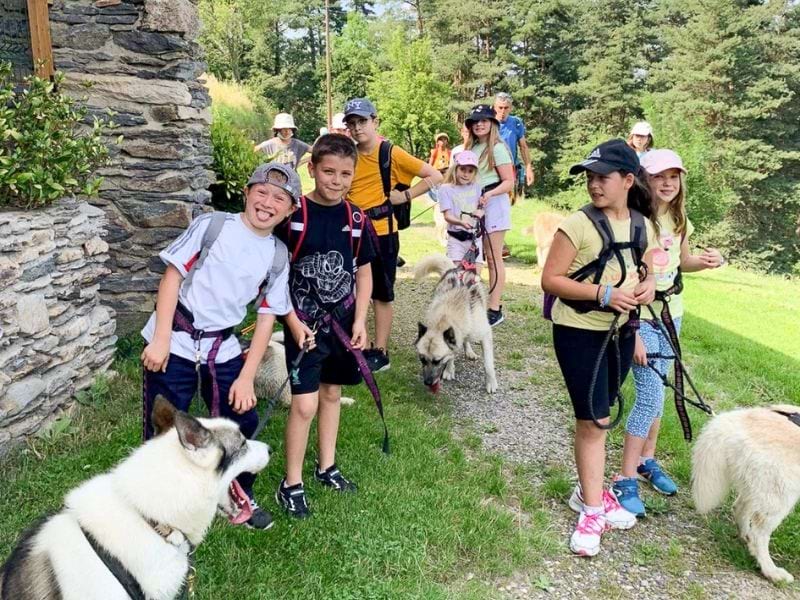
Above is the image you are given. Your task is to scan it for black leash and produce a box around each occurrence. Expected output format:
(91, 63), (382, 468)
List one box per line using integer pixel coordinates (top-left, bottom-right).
(251, 341), (310, 440)
(586, 313), (626, 430)
(644, 353), (714, 416)
(410, 203), (435, 223)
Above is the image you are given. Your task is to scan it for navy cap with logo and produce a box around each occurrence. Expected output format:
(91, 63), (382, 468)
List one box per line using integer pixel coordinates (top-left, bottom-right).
(465, 104), (498, 127)
(343, 97), (378, 120)
(247, 162), (302, 204)
(569, 139), (640, 176)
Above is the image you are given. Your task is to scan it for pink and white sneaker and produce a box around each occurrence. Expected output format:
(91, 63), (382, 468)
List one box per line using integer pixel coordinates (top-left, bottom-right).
(570, 509), (607, 556)
(568, 484), (637, 530)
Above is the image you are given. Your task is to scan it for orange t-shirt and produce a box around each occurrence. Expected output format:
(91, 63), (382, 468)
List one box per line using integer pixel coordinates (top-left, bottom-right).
(347, 143), (425, 236)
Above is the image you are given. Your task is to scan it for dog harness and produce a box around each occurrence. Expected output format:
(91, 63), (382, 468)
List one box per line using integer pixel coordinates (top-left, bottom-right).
(80, 521), (195, 600)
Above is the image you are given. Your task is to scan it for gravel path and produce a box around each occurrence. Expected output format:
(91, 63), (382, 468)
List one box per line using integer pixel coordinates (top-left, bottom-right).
(393, 268), (800, 600)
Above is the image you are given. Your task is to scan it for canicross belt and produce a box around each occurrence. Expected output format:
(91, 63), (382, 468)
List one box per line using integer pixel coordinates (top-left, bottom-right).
(172, 301), (235, 418)
(295, 295), (390, 453)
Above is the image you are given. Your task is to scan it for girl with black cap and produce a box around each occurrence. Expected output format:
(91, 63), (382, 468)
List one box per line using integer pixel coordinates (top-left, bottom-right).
(541, 139), (657, 557)
(464, 104), (515, 326)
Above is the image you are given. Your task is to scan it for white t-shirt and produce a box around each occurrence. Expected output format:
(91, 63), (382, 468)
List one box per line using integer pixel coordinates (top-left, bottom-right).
(437, 182), (481, 231)
(141, 213), (291, 364)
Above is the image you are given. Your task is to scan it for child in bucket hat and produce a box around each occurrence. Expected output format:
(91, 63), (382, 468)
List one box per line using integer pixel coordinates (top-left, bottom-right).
(140, 161), (306, 531)
(255, 113), (311, 170)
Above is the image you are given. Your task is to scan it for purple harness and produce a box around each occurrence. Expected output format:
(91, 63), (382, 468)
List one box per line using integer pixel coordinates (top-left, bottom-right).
(172, 301), (235, 417)
(296, 295), (390, 453)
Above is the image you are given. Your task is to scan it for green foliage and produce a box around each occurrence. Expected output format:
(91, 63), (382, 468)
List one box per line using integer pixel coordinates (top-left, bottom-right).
(210, 115), (261, 211)
(0, 64), (114, 209)
(331, 11), (378, 109)
(368, 31), (455, 156)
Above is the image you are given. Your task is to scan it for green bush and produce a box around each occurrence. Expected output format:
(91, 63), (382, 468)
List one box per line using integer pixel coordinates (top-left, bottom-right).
(0, 64), (114, 208)
(209, 116), (261, 212)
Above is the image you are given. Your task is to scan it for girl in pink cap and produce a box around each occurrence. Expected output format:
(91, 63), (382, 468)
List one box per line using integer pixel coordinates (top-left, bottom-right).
(437, 150), (485, 270)
(612, 149), (725, 517)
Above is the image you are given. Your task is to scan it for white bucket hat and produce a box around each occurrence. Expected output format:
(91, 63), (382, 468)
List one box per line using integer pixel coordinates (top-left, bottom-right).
(630, 121), (653, 136)
(273, 112), (297, 131)
(331, 112), (346, 129)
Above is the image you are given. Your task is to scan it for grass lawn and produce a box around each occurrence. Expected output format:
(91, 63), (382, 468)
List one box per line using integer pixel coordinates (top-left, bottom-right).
(1, 195), (799, 596)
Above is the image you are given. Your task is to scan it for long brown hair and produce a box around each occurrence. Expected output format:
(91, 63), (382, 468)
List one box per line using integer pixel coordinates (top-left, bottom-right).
(626, 133), (654, 153)
(465, 121), (502, 171)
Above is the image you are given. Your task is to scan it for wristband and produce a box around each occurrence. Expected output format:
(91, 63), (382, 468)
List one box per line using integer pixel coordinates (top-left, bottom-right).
(595, 284), (602, 303)
(404, 190), (411, 203)
(600, 285), (613, 308)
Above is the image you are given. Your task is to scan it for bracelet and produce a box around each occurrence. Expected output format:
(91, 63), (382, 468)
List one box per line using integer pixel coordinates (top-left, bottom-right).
(599, 285), (612, 308)
(595, 284), (602, 303)
(404, 190), (411, 203)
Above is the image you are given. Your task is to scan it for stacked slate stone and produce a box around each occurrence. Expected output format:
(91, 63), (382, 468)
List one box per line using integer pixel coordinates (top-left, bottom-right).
(0, 200), (116, 456)
(49, 0), (214, 330)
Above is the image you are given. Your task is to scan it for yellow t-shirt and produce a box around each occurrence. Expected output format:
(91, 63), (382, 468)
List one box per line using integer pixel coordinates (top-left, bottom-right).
(649, 212), (694, 319)
(347, 143), (425, 236)
(552, 210), (657, 331)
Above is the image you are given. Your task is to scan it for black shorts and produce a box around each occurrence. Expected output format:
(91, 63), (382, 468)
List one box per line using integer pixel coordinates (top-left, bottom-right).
(370, 232), (399, 302)
(284, 324), (362, 395)
(552, 323), (635, 421)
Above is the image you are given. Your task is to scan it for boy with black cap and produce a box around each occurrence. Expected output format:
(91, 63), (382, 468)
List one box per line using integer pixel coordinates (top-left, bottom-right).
(541, 139), (657, 557)
(141, 162), (306, 531)
(342, 97), (443, 371)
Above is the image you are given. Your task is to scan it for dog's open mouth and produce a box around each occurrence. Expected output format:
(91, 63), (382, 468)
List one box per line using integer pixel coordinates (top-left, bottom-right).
(426, 380), (441, 394)
(226, 480), (253, 524)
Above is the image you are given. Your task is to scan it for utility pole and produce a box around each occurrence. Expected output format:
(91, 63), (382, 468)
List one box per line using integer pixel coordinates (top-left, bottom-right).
(324, 0), (332, 128)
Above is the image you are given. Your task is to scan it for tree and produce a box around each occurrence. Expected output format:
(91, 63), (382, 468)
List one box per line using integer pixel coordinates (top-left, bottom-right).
(332, 11), (379, 110)
(368, 31), (455, 156)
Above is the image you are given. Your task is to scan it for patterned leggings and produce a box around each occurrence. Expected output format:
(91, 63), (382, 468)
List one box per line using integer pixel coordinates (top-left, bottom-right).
(626, 317), (683, 439)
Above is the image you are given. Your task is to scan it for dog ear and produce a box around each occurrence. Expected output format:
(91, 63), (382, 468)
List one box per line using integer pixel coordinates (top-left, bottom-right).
(417, 322), (427, 341)
(443, 327), (457, 348)
(174, 411), (212, 452)
(152, 395), (177, 435)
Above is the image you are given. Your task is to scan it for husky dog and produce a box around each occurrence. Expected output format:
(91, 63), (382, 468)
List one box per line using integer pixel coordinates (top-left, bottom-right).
(0, 398), (271, 600)
(524, 212), (564, 266)
(692, 404), (800, 584)
(254, 330), (355, 407)
(414, 254), (498, 394)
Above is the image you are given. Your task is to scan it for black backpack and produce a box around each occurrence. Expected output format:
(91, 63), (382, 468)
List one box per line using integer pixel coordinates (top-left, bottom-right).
(364, 140), (411, 232)
(543, 204), (648, 319)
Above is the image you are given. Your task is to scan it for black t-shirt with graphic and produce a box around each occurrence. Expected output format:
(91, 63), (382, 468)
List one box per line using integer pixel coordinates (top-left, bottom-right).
(277, 197), (376, 327)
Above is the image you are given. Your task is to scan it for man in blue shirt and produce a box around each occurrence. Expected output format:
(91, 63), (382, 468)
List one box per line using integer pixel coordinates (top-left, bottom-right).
(494, 92), (534, 198)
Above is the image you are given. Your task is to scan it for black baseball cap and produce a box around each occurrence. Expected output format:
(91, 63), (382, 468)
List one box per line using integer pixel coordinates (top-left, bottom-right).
(343, 97), (378, 120)
(569, 139), (640, 176)
(465, 104), (498, 127)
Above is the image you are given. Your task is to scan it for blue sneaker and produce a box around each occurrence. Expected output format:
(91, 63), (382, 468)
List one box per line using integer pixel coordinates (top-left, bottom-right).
(612, 477), (646, 517)
(637, 459), (678, 496)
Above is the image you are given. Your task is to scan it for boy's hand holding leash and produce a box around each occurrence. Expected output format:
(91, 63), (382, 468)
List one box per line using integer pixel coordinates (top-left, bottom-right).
(141, 336), (171, 372)
(350, 318), (368, 350)
(290, 321), (317, 351)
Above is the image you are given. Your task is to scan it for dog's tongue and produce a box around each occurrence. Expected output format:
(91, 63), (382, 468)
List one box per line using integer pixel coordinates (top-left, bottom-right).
(228, 480), (253, 524)
(428, 382), (440, 394)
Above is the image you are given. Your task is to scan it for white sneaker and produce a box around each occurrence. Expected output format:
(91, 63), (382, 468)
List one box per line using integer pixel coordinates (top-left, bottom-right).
(570, 510), (606, 557)
(601, 488), (637, 530)
(568, 484), (637, 530)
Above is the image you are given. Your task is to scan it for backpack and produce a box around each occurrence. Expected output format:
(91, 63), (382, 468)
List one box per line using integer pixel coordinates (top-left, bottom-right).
(286, 195), (365, 264)
(182, 211), (289, 309)
(543, 204), (648, 320)
(365, 140), (411, 232)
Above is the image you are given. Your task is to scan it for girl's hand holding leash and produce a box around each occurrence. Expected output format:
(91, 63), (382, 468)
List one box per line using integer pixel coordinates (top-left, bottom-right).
(607, 286), (638, 313)
(350, 319), (368, 350)
(478, 195), (489, 208)
(141, 337), (170, 372)
(699, 248), (724, 269)
(228, 377), (257, 414)
(633, 333), (648, 366)
(633, 276), (656, 305)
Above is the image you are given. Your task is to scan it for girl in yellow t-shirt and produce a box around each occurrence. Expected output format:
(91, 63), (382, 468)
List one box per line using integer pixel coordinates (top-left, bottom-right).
(541, 138), (657, 557)
(612, 150), (724, 517)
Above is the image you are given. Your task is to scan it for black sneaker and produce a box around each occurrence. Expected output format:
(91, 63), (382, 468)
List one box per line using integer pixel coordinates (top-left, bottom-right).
(397, 255), (406, 268)
(314, 463), (357, 493)
(245, 497), (274, 530)
(365, 347), (390, 372)
(487, 308), (504, 327)
(275, 479), (311, 519)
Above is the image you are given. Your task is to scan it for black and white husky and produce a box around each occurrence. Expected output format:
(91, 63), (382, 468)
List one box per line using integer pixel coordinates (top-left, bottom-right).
(0, 397), (271, 600)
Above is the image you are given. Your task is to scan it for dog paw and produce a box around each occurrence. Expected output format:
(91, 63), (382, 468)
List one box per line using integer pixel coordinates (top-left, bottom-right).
(465, 349), (479, 360)
(485, 379), (498, 394)
(764, 567), (794, 584)
(443, 370), (455, 381)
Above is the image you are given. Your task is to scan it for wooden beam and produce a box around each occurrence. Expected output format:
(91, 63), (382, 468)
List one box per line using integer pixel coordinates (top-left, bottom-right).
(27, 0), (53, 78)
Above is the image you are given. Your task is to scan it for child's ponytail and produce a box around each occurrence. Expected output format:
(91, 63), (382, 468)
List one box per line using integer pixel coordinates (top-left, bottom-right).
(629, 169), (659, 236)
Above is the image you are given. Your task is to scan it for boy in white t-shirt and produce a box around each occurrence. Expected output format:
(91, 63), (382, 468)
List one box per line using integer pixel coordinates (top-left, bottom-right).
(140, 162), (312, 531)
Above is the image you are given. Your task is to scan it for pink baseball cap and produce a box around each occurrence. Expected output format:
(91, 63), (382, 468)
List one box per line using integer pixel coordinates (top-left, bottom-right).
(454, 149), (479, 168)
(640, 149), (687, 175)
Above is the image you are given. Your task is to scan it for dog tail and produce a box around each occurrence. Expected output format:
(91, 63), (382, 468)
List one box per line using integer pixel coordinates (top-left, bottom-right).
(414, 254), (453, 280)
(691, 414), (732, 514)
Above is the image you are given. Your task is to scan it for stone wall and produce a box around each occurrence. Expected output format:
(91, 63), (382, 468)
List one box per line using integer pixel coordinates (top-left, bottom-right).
(50, 0), (214, 332)
(0, 200), (117, 455)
